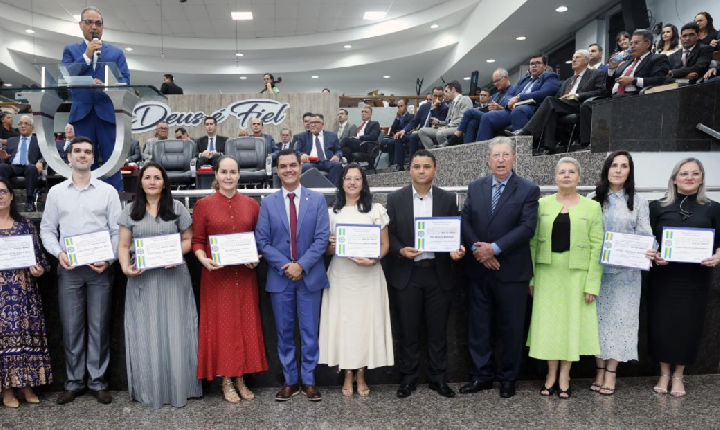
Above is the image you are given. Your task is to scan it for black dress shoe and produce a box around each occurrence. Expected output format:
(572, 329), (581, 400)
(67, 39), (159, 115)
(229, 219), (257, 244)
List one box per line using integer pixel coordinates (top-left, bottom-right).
(91, 389), (112, 404)
(23, 202), (36, 212)
(505, 128), (531, 137)
(459, 380), (493, 394)
(56, 390), (83, 405)
(445, 135), (463, 146)
(396, 383), (417, 398)
(500, 382), (516, 398)
(568, 143), (589, 152)
(428, 382), (456, 398)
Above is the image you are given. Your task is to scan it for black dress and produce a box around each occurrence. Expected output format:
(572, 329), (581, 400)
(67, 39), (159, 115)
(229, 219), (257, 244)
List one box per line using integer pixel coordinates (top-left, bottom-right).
(648, 193), (720, 365)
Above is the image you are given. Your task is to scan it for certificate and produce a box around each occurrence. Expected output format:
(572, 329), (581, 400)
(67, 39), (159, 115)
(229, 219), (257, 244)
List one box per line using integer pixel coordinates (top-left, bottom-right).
(135, 233), (184, 270)
(209, 233), (259, 266)
(0, 235), (37, 270)
(660, 227), (715, 263)
(65, 230), (115, 267)
(415, 217), (462, 253)
(599, 231), (656, 271)
(335, 224), (381, 259)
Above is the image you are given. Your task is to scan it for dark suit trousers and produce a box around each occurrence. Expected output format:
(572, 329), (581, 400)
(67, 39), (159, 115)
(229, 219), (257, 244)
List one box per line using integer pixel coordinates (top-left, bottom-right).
(73, 110), (121, 191)
(525, 98), (580, 146)
(468, 277), (529, 383)
(341, 137), (374, 162)
(197, 153), (223, 169)
(0, 163), (38, 202)
(395, 265), (452, 385)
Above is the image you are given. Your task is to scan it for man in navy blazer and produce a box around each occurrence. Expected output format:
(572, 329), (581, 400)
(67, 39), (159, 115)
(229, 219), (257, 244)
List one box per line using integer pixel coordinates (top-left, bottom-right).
(255, 148), (330, 402)
(392, 88), (448, 171)
(380, 99), (414, 167)
(62, 7), (130, 190)
(459, 137), (539, 398)
(340, 105), (381, 162)
(476, 53), (560, 142)
(0, 116), (44, 211)
(296, 113), (342, 186)
(56, 123), (75, 162)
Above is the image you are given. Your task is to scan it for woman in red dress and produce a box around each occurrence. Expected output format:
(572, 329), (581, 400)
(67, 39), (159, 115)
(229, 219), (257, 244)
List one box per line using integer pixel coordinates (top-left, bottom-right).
(192, 156), (268, 403)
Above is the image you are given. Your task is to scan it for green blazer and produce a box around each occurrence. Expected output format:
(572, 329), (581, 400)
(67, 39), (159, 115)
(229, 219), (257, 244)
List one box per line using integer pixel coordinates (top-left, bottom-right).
(529, 194), (604, 295)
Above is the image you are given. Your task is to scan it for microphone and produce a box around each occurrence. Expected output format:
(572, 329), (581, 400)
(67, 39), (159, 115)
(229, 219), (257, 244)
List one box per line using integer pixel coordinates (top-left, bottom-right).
(91, 31), (101, 61)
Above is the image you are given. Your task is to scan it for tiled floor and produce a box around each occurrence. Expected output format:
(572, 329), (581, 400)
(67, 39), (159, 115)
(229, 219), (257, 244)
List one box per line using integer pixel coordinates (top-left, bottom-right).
(2, 375), (718, 429)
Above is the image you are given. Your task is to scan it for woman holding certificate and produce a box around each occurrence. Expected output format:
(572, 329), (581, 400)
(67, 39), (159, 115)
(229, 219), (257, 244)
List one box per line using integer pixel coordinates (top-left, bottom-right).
(527, 157), (603, 399)
(648, 158), (720, 397)
(192, 156), (267, 404)
(590, 151), (651, 396)
(319, 163), (392, 397)
(117, 163), (201, 409)
(0, 178), (52, 408)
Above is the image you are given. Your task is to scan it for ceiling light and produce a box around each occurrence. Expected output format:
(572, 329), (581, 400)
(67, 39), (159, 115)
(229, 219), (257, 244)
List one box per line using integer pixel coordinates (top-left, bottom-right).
(25, 29), (35, 34)
(463, 77), (471, 81)
(516, 36), (526, 41)
(125, 47), (133, 51)
(343, 44), (352, 49)
(239, 76), (247, 80)
(363, 11), (387, 20)
(383, 75), (391, 79)
(235, 53), (243, 57)
(311, 76), (319, 79)
(73, 14), (81, 22)
(3, 83), (11, 87)
(555, 5), (568, 12)
(231, 11), (253, 20)
(565, 60), (572, 64)
(431, 24), (439, 29)
(486, 59), (496, 63)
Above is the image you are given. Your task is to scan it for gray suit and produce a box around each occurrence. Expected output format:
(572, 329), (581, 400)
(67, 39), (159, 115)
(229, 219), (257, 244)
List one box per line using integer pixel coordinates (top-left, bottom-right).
(335, 121), (357, 140)
(418, 95), (473, 147)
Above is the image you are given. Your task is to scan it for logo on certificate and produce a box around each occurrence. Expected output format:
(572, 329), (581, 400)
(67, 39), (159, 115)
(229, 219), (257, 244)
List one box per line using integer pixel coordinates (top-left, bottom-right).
(603, 241), (612, 249)
(338, 237), (346, 244)
(211, 245), (219, 252)
(67, 246), (75, 253)
(418, 231), (425, 238)
(136, 249), (145, 255)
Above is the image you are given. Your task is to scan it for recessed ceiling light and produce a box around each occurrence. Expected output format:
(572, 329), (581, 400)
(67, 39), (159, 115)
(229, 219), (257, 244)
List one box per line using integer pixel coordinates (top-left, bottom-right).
(431, 24), (439, 29)
(565, 60), (572, 64)
(555, 5), (568, 12)
(516, 36), (526, 41)
(3, 83), (11, 87)
(486, 59), (496, 63)
(343, 44), (352, 49)
(463, 77), (471, 81)
(235, 53), (243, 57)
(125, 47), (133, 51)
(25, 29), (35, 34)
(239, 76), (247, 80)
(231, 11), (253, 20)
(311, 76), (319, 79)
(363, 11), (387, 20)
(383, 75), (391, 79)
(73, 14), (81, 22)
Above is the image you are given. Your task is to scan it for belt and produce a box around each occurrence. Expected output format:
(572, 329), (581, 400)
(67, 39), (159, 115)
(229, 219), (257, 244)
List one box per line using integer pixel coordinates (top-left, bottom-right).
(412, 259), (436, 268)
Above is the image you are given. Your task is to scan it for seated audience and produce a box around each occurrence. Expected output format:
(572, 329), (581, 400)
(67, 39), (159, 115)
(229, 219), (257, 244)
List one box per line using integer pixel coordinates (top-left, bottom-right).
(249, 118), (277, 160)
(474, 89), (491, 111)
(417, 81), (472, 148)
(0, 112), (18, 147)
(142, 121), (169, 164)
(588, 43), (609, 75)
(335, 109), (357, 141)
(174, 127), (193, 142)
(695, 12), (719, 50)
(238, 129), (249, 137)
(277, 127), (294, 151)
(392, 87), (448, 171)
(125, 139), (141, 166)
(297, 114), (342, 186)
(196, 117), (228, 169)
(0, 115), (43, 211)
(291, 112), (313, 147)
(340, 106), (380, 163)
(56, 123), (75, 161)
(610, 31), (631, 61)
(666, 22), (713, 84)
(655, 24), (681, 55)
(703, 64), (720, 82)
(380, 99), (414, 166)
(160, 74), (184, 95)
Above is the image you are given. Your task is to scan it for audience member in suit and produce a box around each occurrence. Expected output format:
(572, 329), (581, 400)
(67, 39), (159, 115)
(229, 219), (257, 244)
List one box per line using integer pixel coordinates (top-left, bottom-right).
(249, 118), (277, 161)
(473, 89), (491, 110)
(125, 139), (141, 165)
(448, 69), (513, 146)
(62, 6), (130, 191)
(0, 116), (43, 211)
(142, 121), (169, 164)
(0, 112), (19, 147)
(459, 137), (540, 399)
(335, 109), (357, 141)
(386, 149), (466, 399)
(703, 64), (719, 82)
(392, 88), (448, 171)
(296, 114), (342, 186)
(160, 74), (183, 95)
(255, 149), (330, 402)
(508, 49), (607, 154)
(381, 99), (414, 166)
(174, 127), (193, 142)
(56, 123), (75, 162)
(695, 12), (719, 51)
(340, 106), (380, 163)
(291, 112), (313, 149)
(476, 53), (561, 142)
(196, 117), (228, 169)
(666, 22), (714, 84)
(277, 127), (294, 151)
(417, 81), (473, 148)
(588, 43), (609, 75)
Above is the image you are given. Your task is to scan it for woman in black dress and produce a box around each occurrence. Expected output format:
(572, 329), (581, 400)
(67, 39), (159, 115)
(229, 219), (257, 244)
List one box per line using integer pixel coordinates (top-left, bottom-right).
(648, 157), (720, 397)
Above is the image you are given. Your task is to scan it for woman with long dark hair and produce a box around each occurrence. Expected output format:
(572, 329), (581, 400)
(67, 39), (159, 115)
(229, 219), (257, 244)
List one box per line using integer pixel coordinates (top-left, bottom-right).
(260, 73), (281, 94)
(655, 24), (680, 55)
(589, 151), (652, 396)
(117, 162), (201, 408)
(319, 163), (392, 397)
(695, 12), (719, 50)
(0, 178), (52, 408)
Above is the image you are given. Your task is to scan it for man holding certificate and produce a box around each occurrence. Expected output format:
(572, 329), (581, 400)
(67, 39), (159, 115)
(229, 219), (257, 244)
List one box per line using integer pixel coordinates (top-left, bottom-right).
(40, 137), (121, 405)
(386, 149), (465, 399)
(459, 137), (540, 399)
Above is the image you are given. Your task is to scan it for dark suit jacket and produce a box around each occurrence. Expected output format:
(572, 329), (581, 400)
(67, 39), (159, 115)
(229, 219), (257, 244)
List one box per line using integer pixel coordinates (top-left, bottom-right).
(403, 102), (449, 133)
(387, 185), (459, 290)
(291, 130), (310, 148)
(127, 139), (141, 162)
(667, 44), (714, 82)
(296, 130), (342, 159)
(510, 72), (561, 104)
(610, 53), (669, 93)
(461, 173), (540, 283)
(354, 120), (381, 142)
(196, 135), (228, 154)
(389, 112), (414, 136)
(555, 68), (607, 102)
(160, 81), (184, 95)
(3, 135), (42, 165)
(56, 138), (71, 161)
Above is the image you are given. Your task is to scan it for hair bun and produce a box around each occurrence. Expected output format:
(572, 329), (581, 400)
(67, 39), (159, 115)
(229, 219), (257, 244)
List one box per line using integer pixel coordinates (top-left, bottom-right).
(275, 76), (282, 84)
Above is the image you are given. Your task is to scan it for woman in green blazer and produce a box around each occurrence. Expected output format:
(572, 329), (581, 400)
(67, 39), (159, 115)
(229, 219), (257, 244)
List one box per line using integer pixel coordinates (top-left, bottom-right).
(527, 157), (604, 399)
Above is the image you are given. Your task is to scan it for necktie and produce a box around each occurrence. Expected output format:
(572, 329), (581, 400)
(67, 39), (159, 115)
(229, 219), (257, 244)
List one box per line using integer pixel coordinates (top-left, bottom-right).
(356, 121), (366, 138)
(209, 137), (214, 152)
(681, 50), (689, 67)
(491, 183), (504, 215)
(288, 192), (298, 261)
(616, 58), (639, 95)
(314, 134), (326, 160)
(564, 74), (580, 96)
(19, 136), (28, 165)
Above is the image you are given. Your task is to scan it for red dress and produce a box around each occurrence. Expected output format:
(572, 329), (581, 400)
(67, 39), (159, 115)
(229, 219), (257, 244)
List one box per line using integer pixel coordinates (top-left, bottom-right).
(192, 192), (268, 379)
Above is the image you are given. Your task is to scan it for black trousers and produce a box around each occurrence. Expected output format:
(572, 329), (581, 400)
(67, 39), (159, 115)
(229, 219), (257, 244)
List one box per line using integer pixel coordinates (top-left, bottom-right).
(467, 277), (529, 383)
(525, 97), (581, 146)
(197, 153), (222, 169)
(0, 163), (38, 202)
(340, 137), (374, 162)
(395, 265), (452, 385)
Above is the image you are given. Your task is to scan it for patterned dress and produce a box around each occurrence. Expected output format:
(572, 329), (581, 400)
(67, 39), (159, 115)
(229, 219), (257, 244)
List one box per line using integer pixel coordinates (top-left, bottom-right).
(594, 191), (651, 362)
(0, 220), (53, 389)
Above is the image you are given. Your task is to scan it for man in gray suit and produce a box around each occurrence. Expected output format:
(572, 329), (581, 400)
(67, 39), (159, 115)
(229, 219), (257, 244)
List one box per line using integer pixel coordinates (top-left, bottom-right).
(142, 120), (169, 164)
(335, 108), (357, 140)
(417, 81), (473, 148)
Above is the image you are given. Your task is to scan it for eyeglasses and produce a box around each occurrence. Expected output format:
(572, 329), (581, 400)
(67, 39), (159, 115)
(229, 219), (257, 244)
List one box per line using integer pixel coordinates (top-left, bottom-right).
(17, 121), (32, 126)
(677, 171), (702, 178)
(0, 189), (10, 196)
(82, 19), (103, 26)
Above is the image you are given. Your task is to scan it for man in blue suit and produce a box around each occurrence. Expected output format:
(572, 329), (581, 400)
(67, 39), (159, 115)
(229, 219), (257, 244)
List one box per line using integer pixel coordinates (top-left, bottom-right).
(296, 113), (342, 186)
(0, 115), (44, 211)
(476, 53), (560, 142)
(62, 6), (130, 190)
(459, 137), (539, 399)
(255, 148), (330, 402)
(249, 118), (278, 160)
(380, 99), (414, 167)
(392, 88), (448, 171)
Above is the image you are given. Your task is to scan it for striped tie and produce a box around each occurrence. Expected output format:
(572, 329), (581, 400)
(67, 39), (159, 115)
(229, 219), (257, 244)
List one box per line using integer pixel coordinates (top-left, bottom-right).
(491, 183), (504, 214)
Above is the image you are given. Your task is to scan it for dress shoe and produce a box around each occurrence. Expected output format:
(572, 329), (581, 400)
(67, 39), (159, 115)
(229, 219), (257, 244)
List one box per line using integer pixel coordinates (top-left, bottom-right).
(56, 390), (82, 405)
(23, 202), (36, 212)
(445, 135), (463, 147)
(91, 390), (112, 404)
(275, 384), (300, 401)
(500, 382), (516, 398)
(568, 143), (589, 153)
(459, 380), (493, 394)
(428, 382), (456, 398)
(507, 128), (532, 137)
(396, 383), (417, 398)
(301, 385), (322, 402)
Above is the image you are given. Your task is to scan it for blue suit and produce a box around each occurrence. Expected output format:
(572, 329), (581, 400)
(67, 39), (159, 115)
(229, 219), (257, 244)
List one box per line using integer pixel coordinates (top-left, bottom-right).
(456, 89), (513, 143)
(62, 41), (130, 190)
(255, 186), (330, 385)
(476, 72), (560, 141)
(381, 112), (414, 165)
(393, 102), (448, 168)
(296, 130), (343, 186)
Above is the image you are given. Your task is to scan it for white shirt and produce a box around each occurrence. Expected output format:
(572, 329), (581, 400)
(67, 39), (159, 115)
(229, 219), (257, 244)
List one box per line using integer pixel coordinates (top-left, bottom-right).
(568, 68), (587, 95)
(610, 51), (651, 94)
(588, 62), (604, 70)
(309, 132), (324, 158)
(282, 185), (302, 227)
(82, 38), (100, 69)
(412, 185), (434, 261)
(355, 121), (367, 138)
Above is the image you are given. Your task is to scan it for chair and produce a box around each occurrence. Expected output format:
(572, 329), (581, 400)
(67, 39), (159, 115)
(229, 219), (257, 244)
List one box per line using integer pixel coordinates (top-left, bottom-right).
(224, 137), (269, 187)
(352, 132), (383, 174)
(152, 139), (196, 188)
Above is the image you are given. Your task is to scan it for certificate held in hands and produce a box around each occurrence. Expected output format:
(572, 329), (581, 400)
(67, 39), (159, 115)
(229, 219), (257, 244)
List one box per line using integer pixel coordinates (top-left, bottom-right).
(0, 235), (37, 270)
(209, 233), (259, 266)
(415, 217), (462, 252)
(65, 230), (115, 267)
(600, 231), (656, 271)
(660, 227), (715, 263)
(135, 233), (184, 270)
(335, 224), (381, 259)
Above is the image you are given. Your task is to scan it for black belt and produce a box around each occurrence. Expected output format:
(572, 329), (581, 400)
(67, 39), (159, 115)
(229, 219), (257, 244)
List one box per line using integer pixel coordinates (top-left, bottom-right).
(413, 259), (436, 268)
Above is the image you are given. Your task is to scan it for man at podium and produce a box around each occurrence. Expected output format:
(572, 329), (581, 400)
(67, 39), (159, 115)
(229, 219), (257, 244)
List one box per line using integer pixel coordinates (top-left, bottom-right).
(61, 6), (130, 190)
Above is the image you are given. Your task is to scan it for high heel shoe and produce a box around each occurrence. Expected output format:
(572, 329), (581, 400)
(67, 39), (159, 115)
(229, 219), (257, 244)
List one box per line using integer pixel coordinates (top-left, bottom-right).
(221, 378), (241, 404)
(653, 374), (670, 394)
(2, 390), (19, 408)
(235, 377), (255, 401)
(670, 375), (686, 398)
(590, 366), (605, 392)
(540, 382), (559, 397)
(558, 385), (572, 399)
(342, 370), (354, 398)
(599, 368), (616, 396)
(356, 368), (370, 397)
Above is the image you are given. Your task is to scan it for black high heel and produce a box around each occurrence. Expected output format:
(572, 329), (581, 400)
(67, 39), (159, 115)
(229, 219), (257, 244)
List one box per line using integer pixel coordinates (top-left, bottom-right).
(599, 368), (616, 396)
(590, 366), (605, 392)
(540, 382), (559, 396)
(558, 384), (572, 399)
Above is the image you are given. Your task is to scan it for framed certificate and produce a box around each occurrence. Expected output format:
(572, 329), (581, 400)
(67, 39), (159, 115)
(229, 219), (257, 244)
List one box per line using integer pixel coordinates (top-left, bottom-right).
(65, 230), (115, 267)
(660, 227), (715, 263)
(0, 235), (37, 271)
(335, 224), (381, 259)
(135, 233), (184, 270)
(415, 217), (462, 253)
(599, 231), (656, 271)
(209, 233), (259, 266)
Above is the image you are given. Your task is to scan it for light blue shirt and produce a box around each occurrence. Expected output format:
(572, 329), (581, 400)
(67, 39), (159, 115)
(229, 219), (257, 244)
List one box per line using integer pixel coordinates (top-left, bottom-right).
(11, 135), (30, 165)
